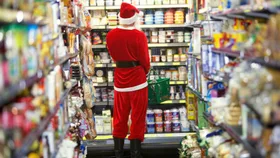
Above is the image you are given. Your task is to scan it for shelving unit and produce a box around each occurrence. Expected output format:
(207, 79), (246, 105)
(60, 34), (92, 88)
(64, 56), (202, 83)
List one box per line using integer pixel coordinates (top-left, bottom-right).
(187, 86), (208, 103)
(93, 24), (189, 29)
(15, 81), (77, 158)
(85, 4), (189, 10)
(93, 132), (194, 140)
(212, 48), (241, 58)
(0, 52), (79, 106)
(203, 112), (262, 158)
(95, 62), (187, 68)
(249, 57), (280, 70)
(94, 81), (187, 87)
(92, 43), (190, 49)
(161, 99), (186, 104)
(52, 122), (71, 158)
(0, 7), (48, 25)
(211, 1), (280, 20)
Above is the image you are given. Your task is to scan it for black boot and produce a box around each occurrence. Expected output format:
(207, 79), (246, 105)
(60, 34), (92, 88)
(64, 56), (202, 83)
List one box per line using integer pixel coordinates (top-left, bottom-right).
(130, 139), (142, 158)
(114, 137), (125, 158)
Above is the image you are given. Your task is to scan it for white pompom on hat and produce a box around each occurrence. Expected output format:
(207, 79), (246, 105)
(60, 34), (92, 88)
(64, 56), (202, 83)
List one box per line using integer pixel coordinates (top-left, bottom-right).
(118, 2), (143, 25)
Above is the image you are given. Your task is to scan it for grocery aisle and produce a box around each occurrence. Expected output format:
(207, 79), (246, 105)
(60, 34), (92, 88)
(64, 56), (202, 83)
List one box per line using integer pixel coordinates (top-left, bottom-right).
(1, 0), (280, 158)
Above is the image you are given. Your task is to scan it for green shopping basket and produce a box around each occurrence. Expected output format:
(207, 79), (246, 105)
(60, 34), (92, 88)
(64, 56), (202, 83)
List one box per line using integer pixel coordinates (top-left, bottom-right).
(148, 69), (170, 104)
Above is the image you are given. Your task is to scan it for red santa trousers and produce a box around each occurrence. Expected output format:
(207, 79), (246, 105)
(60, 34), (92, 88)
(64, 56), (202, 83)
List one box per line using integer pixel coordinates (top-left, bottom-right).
(113, 87), (148, 142)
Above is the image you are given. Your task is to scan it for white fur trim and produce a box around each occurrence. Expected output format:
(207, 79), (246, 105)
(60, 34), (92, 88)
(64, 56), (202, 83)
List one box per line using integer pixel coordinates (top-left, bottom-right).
(138, 11), (144, 17)
(117, 26), (136, 30)
(118, 12), (139, 25)
(114, 82), (148, 92)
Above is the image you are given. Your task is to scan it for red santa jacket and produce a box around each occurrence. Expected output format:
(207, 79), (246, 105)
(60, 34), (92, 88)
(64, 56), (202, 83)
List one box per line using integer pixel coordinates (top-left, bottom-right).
(106, 26), (150, 92)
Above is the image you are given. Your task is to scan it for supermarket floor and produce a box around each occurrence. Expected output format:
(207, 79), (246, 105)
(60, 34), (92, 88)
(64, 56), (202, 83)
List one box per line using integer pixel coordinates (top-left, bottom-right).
(85, 133), (194, 158)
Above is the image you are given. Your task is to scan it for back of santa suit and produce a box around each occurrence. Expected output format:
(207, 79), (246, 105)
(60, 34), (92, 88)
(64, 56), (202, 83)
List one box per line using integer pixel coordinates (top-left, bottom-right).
(106, 2), (150, 158)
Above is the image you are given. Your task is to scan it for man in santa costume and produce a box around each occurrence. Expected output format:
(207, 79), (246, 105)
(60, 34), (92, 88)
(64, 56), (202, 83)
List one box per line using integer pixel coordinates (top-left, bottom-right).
(106, 2), (150, 158)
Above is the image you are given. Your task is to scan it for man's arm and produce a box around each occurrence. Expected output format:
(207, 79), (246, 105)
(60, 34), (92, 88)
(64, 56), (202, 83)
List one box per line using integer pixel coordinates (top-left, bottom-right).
(138, 33), (150, 74)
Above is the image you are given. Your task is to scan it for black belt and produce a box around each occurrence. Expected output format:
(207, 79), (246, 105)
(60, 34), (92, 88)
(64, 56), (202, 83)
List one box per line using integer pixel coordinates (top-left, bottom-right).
(116, 61), (140, 68)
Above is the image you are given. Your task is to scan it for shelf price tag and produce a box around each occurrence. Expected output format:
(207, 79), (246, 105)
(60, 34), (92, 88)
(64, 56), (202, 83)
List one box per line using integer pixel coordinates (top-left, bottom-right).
(179, 100), (186, 103)
(165, 134), (173, 137)
(161, 100), (172, 104)
(158, 63), (165, 66)
(96, 64), (103, 67)
(177, 81), (184, 84)
(172, 62), (180, 65)
(112, 64), (116, 67)
(170, 81), (175, 84)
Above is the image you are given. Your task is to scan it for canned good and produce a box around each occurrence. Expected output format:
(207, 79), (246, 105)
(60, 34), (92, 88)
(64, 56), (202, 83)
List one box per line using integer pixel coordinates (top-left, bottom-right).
(156, 122), (163, 133)
(164, 121), (172, 132)
(172, 120), (181, 132)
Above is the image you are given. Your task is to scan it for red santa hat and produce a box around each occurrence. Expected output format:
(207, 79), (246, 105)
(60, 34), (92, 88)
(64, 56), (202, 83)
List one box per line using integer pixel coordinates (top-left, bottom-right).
(118, 2), (143, 25)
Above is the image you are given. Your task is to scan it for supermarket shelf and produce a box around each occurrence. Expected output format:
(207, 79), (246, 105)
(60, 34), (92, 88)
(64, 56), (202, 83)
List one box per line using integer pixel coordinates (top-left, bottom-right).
(92, 44), (107, 49)
(92, 43), (189, 49)
(96, 61), (186, 68)
(0, 8), (48, 25)
(94, 100), (185, 106)
(95, 101), (114, 106)
(85, 4), (189, 10)
(0, 70), (44, 106)
(244, 102), (280, 128)
(0, 53), (78, 106)
(211, 1), (280, 20)
(95, 63), (108, 67)
(151, 61), (186, 66)
(203, 73), (227, 83)
(249, 57), (280, 70)
(94, 81), (185, 87)
(212, 48), (241, 58)
(92, 24), (189, 29)
(50, 52), (79, 70)
(15, 81), (77, 158)
(203, 112), (218, 126)
(161, 99), (186, 104)
(203, 112), (263, 158)
(148, 43), (189, 47)
(169, 81), (188, 85)
(93, 132), (195, 140)
(59, 24), (77, 28)
(52, 122), (70, 158)
(186, 86), (208, 103)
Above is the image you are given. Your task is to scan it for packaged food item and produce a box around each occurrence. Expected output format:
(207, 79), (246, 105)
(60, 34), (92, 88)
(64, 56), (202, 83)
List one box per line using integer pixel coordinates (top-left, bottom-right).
(155, 0), (162, 5)
(146, 0), (155, 5)
(147, 122), (155, 133)
(155, 122), (163, 133)
(170, 0), (178, 4)
(172, 120), (181, 132)
(146, 110), (155, 123)
(164, 110), (172, 121)
(162, 0), (170, 4)
(171, 109), (180, 120)
(154, 109), (163, 122)
(164, 121), (172, 132)
(180, 120), (190, 132)
(171, 70), (178, 81)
